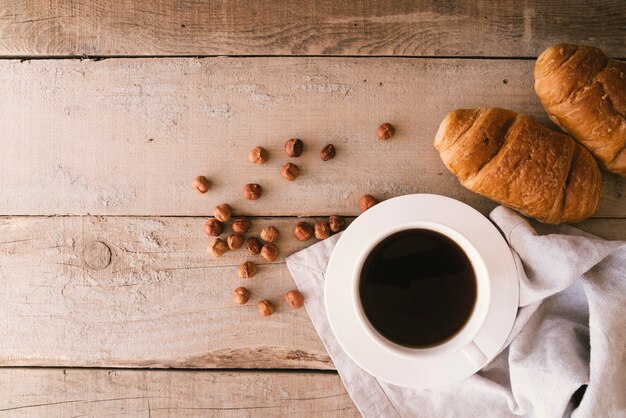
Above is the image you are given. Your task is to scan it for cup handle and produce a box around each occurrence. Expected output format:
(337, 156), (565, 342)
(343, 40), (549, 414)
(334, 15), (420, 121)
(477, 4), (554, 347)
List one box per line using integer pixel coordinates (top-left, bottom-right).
(461, 341), (487, 368)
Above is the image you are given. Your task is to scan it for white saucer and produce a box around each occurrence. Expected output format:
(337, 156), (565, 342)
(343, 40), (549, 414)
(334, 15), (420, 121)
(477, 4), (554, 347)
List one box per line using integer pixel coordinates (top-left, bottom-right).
(324, 194), (519, 388)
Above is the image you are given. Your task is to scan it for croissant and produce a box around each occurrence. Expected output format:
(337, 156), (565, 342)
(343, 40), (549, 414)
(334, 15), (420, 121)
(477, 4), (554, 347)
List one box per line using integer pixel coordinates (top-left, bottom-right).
(534, 44), (626, 177)
(434, 108), (602, 224)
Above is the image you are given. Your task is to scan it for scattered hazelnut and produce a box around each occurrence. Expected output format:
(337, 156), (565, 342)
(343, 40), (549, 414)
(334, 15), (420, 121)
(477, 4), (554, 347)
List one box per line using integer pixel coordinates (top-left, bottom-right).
(192, 176), (210, 194)
(246, 237), (262, 255)
(376, 123), (395, 140)
(258, 300), (276, 317)
(226, 234), (244, 250)
(294, 221), (314, 241)
(243, 183), (262, 200)
(237, 261), (257, 279)
(260, 226), (279, 243)
(280, 163), (300, 181)
(260, 243), (278, 262)
(213, 203), (232, 223)
(248, 146), (268, 164)
(329, 215), (345, 233)
(284, 138), (304, 157)
(359, 194), (379, 212)
(320, 144), (336, 161)
(314, 221), (331, 240)
(232, 287), (250, 305)
(208, 238), (228, 258)
(232, 216), (251, 233)
(285, 290), (305, 308)
(203, 218), (223, 237)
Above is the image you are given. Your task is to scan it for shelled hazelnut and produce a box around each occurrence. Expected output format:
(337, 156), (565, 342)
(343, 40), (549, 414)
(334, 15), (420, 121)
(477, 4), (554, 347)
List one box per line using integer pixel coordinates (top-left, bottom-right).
(359, 194), (379, 213)
(315, 221), (331, 240)
(237, 261), (257, 279)
(258, 300), (276, 317)
(320, 144), (336, 161)
(280, 163), (300, 181)
(243, 183), (262, 200)
(246, 237), (262, 255)
(329, 215), (345, 233)
(214, 203), (232, 222)
(376, 123), (395, 140)
(208, 238), (228, 258)
(284, 138), (304, 157)
(203, 218), (223, 237)
(227, 234), (244, 250)
(294, 221), (314, 241)
(285, 290), (304, 308)
(232, 287), (250, 305)
(260, 243), (278, 262)
(192, 176), (210, 194)
(232, 216), (251, 233)
(260, 226), (279, 243)
(248, 146), (268, 164)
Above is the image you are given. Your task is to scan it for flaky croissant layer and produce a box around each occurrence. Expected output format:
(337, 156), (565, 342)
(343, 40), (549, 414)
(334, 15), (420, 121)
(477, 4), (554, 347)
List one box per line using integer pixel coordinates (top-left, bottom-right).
(434, 108), (602, 224)
(534, 44), (626, 177)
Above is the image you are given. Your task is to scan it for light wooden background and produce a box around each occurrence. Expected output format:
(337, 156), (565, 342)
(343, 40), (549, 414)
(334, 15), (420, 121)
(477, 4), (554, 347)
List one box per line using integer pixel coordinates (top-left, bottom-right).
(0, 1), (624, 416)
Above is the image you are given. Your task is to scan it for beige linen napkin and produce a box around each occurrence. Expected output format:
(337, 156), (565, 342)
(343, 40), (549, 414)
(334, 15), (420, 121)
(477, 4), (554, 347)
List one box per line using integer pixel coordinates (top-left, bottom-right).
(286, 206), (626, 418)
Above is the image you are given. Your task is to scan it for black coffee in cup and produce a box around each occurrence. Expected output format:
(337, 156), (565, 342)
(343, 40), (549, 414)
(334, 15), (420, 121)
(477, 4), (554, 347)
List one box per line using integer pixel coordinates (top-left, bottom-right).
(359, 229), (476, 347)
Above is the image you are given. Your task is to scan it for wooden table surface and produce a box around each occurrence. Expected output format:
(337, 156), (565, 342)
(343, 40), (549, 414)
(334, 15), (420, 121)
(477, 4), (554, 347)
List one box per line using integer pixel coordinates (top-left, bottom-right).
(0, 1), (624, 416)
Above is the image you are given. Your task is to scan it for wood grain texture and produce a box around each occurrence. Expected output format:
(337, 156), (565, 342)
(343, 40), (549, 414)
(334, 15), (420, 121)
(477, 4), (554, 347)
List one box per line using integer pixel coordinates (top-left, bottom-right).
(0, 216), (336, 369)
(571, 218), (626, 241)
(0, 57), (623, 218)
(0, 0), (624, 57)
(0, 369), (358, 417)
(0, 215), (622, 369)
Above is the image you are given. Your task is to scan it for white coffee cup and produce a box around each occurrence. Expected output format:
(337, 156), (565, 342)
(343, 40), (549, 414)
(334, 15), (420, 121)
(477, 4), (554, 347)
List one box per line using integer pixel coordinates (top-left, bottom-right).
(351, 220), (491, 367)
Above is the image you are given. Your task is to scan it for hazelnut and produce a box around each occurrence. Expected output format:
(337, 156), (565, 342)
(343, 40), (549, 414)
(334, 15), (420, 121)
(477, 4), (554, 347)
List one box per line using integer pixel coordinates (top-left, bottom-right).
(314, 220), (331, 240)
(248, 146), (268, 164)
(258, 300), (276, 317)
(294, 221), (314, 241)
(359, 194), (379, 212)
(246, 237), (262, 255)
(203, 218), (223, 237)
(260, 226), (279, 243)
(213, 203), (232, 223)
(284, 138), (304, 157)
(285, 290), (305, 308)
(320, 144), (336, 161)
(376, 123), (395, 140)
(226, 234), (244, 250)
(243, 183), (262, 200)
(208, 238), (228, 258)
(232, 287), (250, 305)
(260, 243), (278, 262)
(237, 261), (257, 278)
(232, 216), (251, 233)
(192, 175), (210, 194)
(280, 163), (300, 181)
(329, 215), (345, 233)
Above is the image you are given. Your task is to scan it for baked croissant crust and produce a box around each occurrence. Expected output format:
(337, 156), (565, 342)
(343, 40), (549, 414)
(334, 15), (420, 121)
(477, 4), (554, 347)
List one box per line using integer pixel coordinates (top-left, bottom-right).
(434, 108), (602, 224)
(534, 44), (626, 177)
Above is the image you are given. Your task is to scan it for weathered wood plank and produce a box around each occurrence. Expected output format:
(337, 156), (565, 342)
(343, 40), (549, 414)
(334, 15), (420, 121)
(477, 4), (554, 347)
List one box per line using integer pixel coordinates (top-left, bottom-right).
(0, 1), (623, 57)
(0, 216), (622, 369)
(0, 57), (623, 217)
(0, 369), (358, 417)
(571, 218), (626, 241)
(0, 216), (334, 369)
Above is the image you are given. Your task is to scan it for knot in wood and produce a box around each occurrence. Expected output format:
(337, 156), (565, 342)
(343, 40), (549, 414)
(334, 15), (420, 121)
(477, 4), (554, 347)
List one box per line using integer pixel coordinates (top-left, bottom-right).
(82, 241), (112, 270)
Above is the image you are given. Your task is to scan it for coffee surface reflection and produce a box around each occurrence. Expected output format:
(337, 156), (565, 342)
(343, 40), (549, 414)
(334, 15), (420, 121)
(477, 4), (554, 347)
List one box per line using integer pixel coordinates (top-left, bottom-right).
(359, 229), (476, 347)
